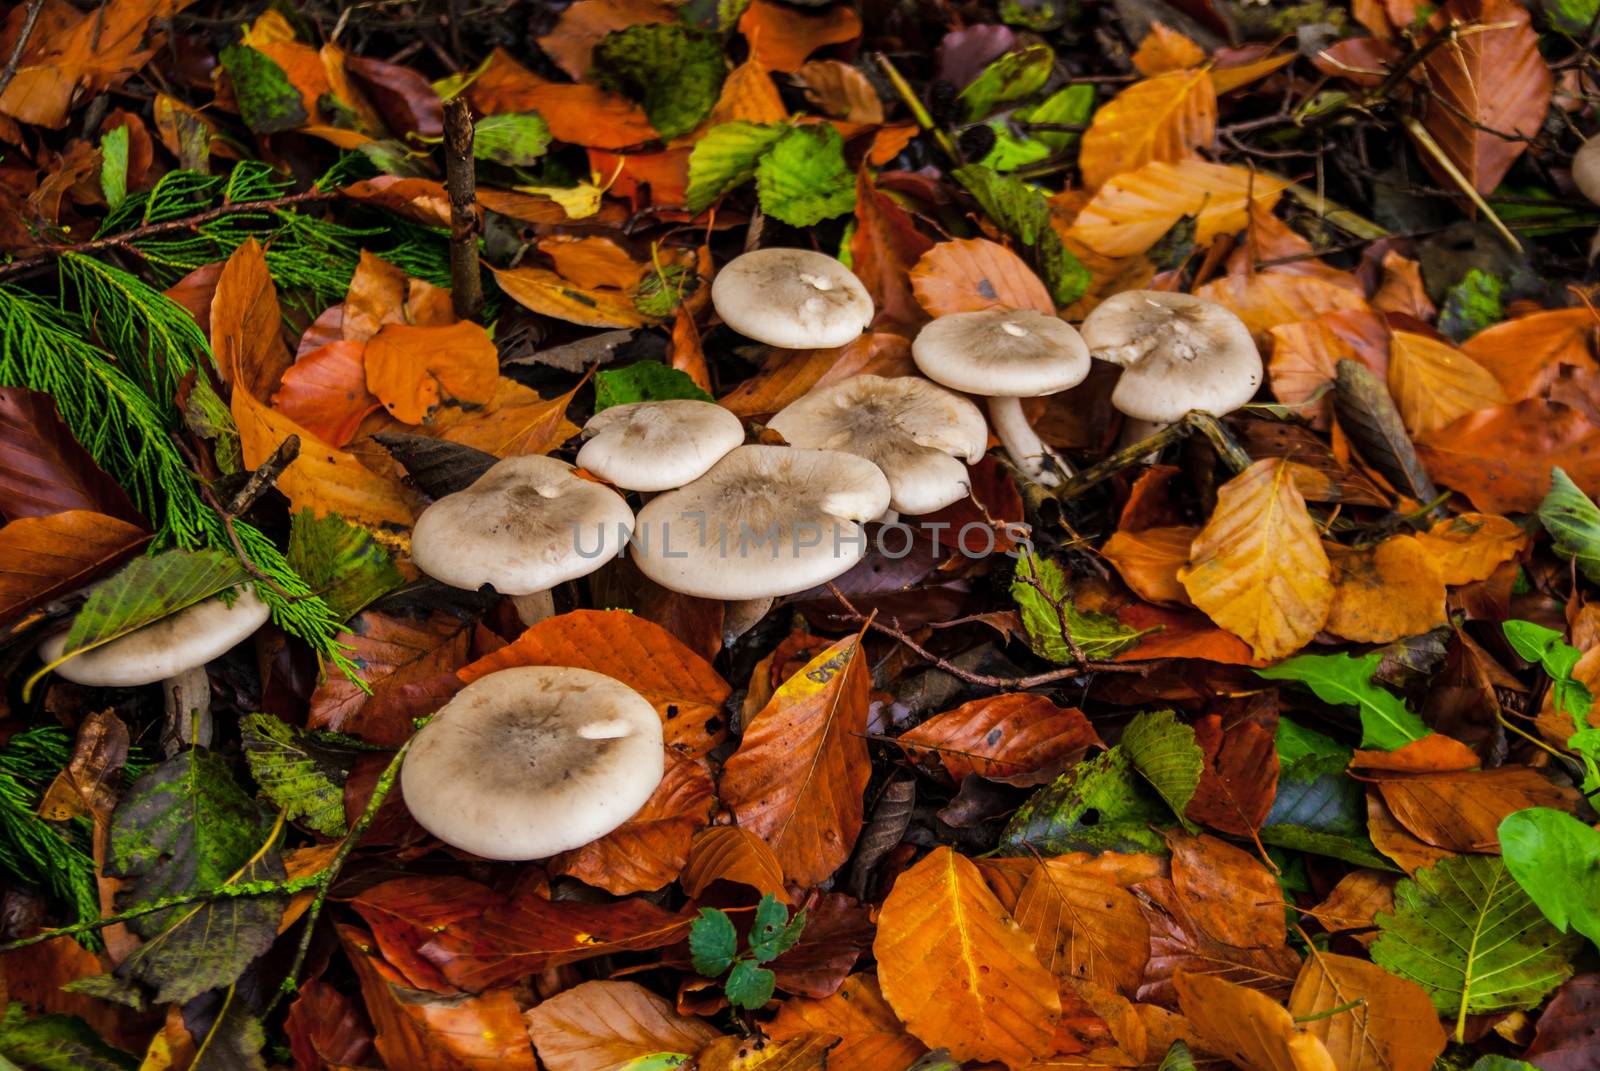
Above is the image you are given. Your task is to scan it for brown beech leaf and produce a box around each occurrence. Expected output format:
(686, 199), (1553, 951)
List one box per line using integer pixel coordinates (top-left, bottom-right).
(0, 511), (148, 625)
(1132, 23), (1206, 75)
(1178, 459), (1334, 662)
(1013, 856), (1151, 998)
(875, 846), (1061, 1067)
(352, 876), (509, 994)
(1176, 971), (1335, 1071)
(1310, 870), (1397, 937)
(491, 264), (654, 328)
(1351, 734), (1481, 776)
(285, 979), (375, 1071)
(460, 610), (731, 758)
(1079, 70), (1217, 191)
(795, 60), (884, 122)
(1386, 330), (1507, 438)
(364, 321), (500, 425)
(721, 632), (872, 886)
(1195, 271), (1371, 341)
(1186, 701), (1279, 837)
(910, 237), (1055, 318)
(308, 611), (472, 746)
(1137, 876), (1303, 1004)
(1288, 952), (1447, 1071)
(717, 333), (914, 418)
(1068, 160), (1289, 258)
(535, 0), (677, 80)
(1366, 792), (1455, 875)
(1102, 526), (1197, 606)
(342, 52), (443, 137)
(767, 974), (924, 1071)
(705, 57), (788, 125)
(524, 979), (721, 1071)
(1461, 308), (1598, 401)
(211, 237), (292, 398)
(271, 340), (379, 447)
(851, 171), (934, 329)
(537, 235), (648, 291)
(1412, 512), (1529, 585)
(1324, 535), (1449, 643)
(1168, 832), (1287, 949)
(546, 752), (715, 894)
(1375, 766), (1580, 852)
(1416, 399), (1600, 514)
(897, 693), (1101, 786)
(768, 891), (876, 998)
(0, 935), (145, 1051)
(681, 826), (788, 903)
(739, 0), (861, 72)
(0, 388), (143, 524)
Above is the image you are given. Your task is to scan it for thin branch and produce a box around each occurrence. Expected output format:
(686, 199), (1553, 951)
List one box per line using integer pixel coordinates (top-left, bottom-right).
(0, 0), (45, 99)
(442, 97), (484, 320)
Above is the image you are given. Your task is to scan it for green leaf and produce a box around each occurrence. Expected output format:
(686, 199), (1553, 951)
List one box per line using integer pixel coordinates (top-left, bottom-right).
(633, 262), (700, 318)
(689, 906), (738, 977)
(1001, 746), (1172, 855)
(1257, 651), (1429, 750)
(1539, 467), (1600, 584)
(286, 510), (404, 623)
(756, 125), (857, 227)
(240, 713), (353, 837)
(1468, 1057), (1540, 1071)
(60, 548), (250, 658)
(592, 24), (726, 140)
(724, 960), (777, 1009)
(1371, 855), (1580, 1034)
(957, 44), (1055, 121)
(977, 126), (1053, 172)
(616, 1056), (692, 1071)
(100, 125), (130, 212)
(748, 894), (806, 964)
(1500, 620), (1598, 792)
(1121, 709), (1204, 824)
(473, 113), (552, 167)
(1017, 84), (1095, 152)
(1259, 753), (1393, 868)
(1543, 0), (1600, 36)
(952, 164), (1088, 304)
(904, 1052), (963, 1071)
(594, 362), (715, 412)
(182, 376), (242, 475)
(1157, 1041), (1197, 1071)
(220, 45), (309, 135)
(1499, 807), (1600, 950)
(1274, 716), (1346, 764)
(0, 1005), (137, 1071)
(191, 984), (267, 1071)
(1011, 553), (1144, 661)
(685, 121), (787, 214)
(1437, 268), (1504, 344)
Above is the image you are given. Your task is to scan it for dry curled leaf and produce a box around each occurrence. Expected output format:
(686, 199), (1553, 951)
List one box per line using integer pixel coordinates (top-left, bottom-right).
(767, 974), (924, 1071)
(1102, 525), (1197, 606)
(1132, 23), (1206, 75)
(897, 693), (1101, 785)
(523, 979), (722, 1071)
(364, 321), (499, 426)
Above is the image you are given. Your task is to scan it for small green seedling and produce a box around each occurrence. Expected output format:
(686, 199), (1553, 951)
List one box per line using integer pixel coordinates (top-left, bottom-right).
(688, 894), (807, 1010)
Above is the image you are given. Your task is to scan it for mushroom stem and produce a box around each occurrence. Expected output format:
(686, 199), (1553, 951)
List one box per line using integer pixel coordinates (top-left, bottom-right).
(510, 590), (556, 628)
(161, 666), (212, 757)
(987, 395), (1068, 486)
(724, 596), (775, 646)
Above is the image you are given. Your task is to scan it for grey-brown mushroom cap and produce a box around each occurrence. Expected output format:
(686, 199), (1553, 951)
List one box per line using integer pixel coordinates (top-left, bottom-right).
(710, 248), (874, 349)
(410, 455), (634, 596)
(767, 375), (987, 515)
(37, 586), (271, 687)
(1576, 135), (1600, 206)
(632, 444), (891, 600)
(911, 309), (1091, 397)
(400, 666), (664, 860)
(577, 400), (746, 492)
(1080, 290), (1263, 423)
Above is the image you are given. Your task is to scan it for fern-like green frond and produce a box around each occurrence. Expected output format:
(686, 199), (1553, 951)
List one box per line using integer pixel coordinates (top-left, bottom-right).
(0, 727), (101, 945)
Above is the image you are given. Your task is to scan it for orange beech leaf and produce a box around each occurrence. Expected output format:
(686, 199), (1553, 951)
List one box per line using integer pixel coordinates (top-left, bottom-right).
(535, 0), (676, 80)
(1460, 307), (1599, 401)
(319, 42), (387, 133)
(1168, 832), (1287, 949)
(343, 176), (453, 227)
(1366, 792), (1455, 875)
(1267, 309), (1390, 429)
(768, 974), (925, 1071)
(672, 307), (712, 393)
(718, 333), (914, 417)
(1416, 0), (1550, 194)
(0, 934), (146, 1050)
(721, 633), (872, 886)
(492, 264), (653, 328)
(362, 320), (499, 425)
(695, 1034), (838, 1069)
(897, 693), (1101, 786)
(308, 611), (471, 746)
(1186, 701), (1279, 836)
(1132, 23), (1206, 75)
(1068, 160), (1288, 258)
(0, 511), (148, 626)
(1013, 857), (1151, 997)
(477, 187), (605, 226)
(681, 826), (788, 903)
(1374, 766), (1580, 853)
(1372, 251), (1436, 321)
(211, 238), (292, 398)
(852, 170), (935, 329)
(1211, 51), (1296, 94)
(1178, 459), (1333, 662)
(342, 250), (450, 343)
(868, 124), (918, 166)
(589, 147), (690, 207)
(1078, 70), (1217, 191)
(704, 57), (787, 126)
(875, 846), (1061, 1067)
(547, 752), (715, 894)
(1138, 876), (1301, 1004)
(1102, 525), (1197, 606)
(1416, 399), (1600, 513)
(1106, 598), (1263, 666)
(909, 238), (1054, 318)
(795, 60), (884, 122)
(352, 876), (508, 993)
(523, 979), (722, 1071)
(1289, 952), (1446, 1071)
(1311, 870), (1397, 936)
(427, 376), (580, 459)
(272, 340), (380, 447)
(1229, 206), (1363, 291)
(466, 50), (656, 148)
(739, 0), (861, 72)
(1194, 271), (1371, 341)
(1175, 971), (1334, 1071)
(1386, 330), (1507, 438)
(1350, 733), (1480, 774)
(459, 610), (731, 759)
(536, 235), (648, 290)
(1324, 535), (1448, 643)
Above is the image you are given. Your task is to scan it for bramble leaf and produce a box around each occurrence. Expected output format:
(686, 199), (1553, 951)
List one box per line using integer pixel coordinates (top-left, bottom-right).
(688, 906), (737, 977)
(724, 960), (776, 1010)
(593, 24), (726, 139)
(240, 713), (355, 836)
(473, 112), (552, 167)
(1011, 553), (1143, 661)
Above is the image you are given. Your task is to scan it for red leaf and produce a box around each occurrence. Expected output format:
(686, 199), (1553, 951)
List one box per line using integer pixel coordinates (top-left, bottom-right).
(352, 876), (509, 993)
(308, 611), (472, 746)
(285, 979), (375, 1071)
(850, 170), (934, 330)
(897, 693), (1102, 786)
(0, 388), (143, 524)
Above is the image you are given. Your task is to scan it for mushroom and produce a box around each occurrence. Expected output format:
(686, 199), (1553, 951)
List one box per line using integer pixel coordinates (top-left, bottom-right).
(911, 308), (1090, 487)
(577, 399), (746, 493)
(1079, 291), (1262, 441)
(710, 248), (874, 349)
(400, 666), (664, 860)
(410, 455), (634, 625)
(1574, 135), (1600, 206)
(37, 585), (271, 755)
(631, 444), (891, 600)
(767, 375), (987, 515)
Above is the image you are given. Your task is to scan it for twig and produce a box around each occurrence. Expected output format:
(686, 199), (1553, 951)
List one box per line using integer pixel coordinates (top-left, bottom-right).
(224, 435), (300, 515)
(1186, 412), (1252, 474)
(1055, 422), (1193, 500)
(0, 0), (45, 99)
(1017, 572), (1086, 665)
(1401, 114), (1522, 253)
(442, 97), (484, 320)
(872, 52), (960, 165)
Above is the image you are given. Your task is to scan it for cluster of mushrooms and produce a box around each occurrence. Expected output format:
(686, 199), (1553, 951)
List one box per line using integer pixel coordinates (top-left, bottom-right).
(34, 246), (1267, 863)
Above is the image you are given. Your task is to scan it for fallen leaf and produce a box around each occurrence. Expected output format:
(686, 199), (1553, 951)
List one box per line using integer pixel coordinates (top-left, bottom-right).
(1289, 951), (1447, 1071)
(1375, 766), (1580, 853)
(1366, 792), (1455, 875)
(1211, 51), (1297, 94)
(707, 57), (789, 125)
(211, 237), (292, 398)
(364, 321), (500, 425)
(851, 170), (935, 329)
(536, 235), (648, 291)
(272, 340), (380, 447)
(353, 876), (508, 993)
(1413, 513), (1529, 585)
(1175, 971), (1334, 1071)
(1186, 701), (1279, 836)
(795, 60), (884, 122)
(1311, 870), (1397, 936)
(1387, 330), (1507, 438)
(535, 0), (677, 80)
(1131, 23), (1206, 75)
(898, 693), (1101, 786)
(1372, 251), (1436, 321)
(1168, 832), (1287, 949)
(523, 979), (721, 1071)
(0, 388), (144, 524)
(492, 264), (653, 328)
(769, 890), (876, 998)
(1068, 160), (1289, 258)
(285, 979), (375, 1071)
(1102, 526), (1197, 606)
(0, 511), (148, 625)
(1267, 309), (1389, 429)
(717, 332), (914, 417)
(1525, 973), (1600, 1071)
(1460, 307), (1598, 401)
(909, 237), (1055, 318)
(680, 826), (788, 903)
(1196, 271), (1372, 341)
(466, 50), (656, 148)
(767, 974), (925, 1071)
(342, 175), (452, 226)
(739, 0), (861, 72)
(343, 51), (443, 137)
(1324, 536), (1449, 643)
(1416, 400), (1600, 514)
(695, 1034), (838, 1069)
(1013, 856), (1151, 997)
(1078, 70), (1217, 191)
(307, 611), (471, 746)
(1138, 876), (1304, 1004)
(428, 377), (580, 459)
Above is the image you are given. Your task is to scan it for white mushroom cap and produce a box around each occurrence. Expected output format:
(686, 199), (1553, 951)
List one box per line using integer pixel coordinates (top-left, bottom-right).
(632, 444), (891, 600)
(577, 400), (746, 492)
(710, 248), (874, 349)
(37, 586), (271, 687)
(1080, 290), (1262, 424)
(400, 666), (664, 860)
(767, 375), (987, 514)
(1575, 135), (1600, 206)
(410, 455), (634, 596)
(911, 308), (1091, 397)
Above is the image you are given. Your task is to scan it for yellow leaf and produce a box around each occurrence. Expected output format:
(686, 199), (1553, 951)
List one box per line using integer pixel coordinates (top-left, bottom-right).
(1067, 160), (1288, 258)
(1211, 53), (1296, 95)
(1178, 458), (1333, 661)
(492, 264), (652, 327)
(874, 846), (1061, 1067)
(514, 180), (605, 219)
(1288, 952), (1447, 1071)
(1386, 330), (1507, 438)
(1324, 535), (1448, 643)
(1176, 971), (1337, 1071)
(1078, 70), (1217, 190)
(1131, 23), (1206, 75)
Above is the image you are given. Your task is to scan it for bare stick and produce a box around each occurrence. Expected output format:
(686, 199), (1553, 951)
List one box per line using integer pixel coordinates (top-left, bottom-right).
(443, 97), (484, 321)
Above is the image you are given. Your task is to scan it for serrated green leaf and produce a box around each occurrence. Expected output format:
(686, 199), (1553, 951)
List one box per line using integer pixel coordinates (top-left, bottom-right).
(220, 45), (309, 135)
(1259, 753), (1392, 868)
(756, 124), (856, 227)
(1438, 268), (1504, 344)
(183, 376), (242, 475)
(617, 1056), (692, 1071)
(100, 125), (129, 212)
(748, 894), (806, 964)
(1371, 855), (1580, 1038)
(473, 112), (552, 166)
(1011, 553), (1144, 661)
(633, 263), (699, 318)
(1257, 651), (1429, 750)
(594, 362), (715, 412)
(240, 713), (353, 836)
(0, 1004), (137, 1071)
(958, 43), (1054, 121)
(689, 906), (738, 977)
(1018, 84), (1095, 153)
(724, 960), (776, 1009)
(952, 164), (1088, 304)
(1539, 467), (1600, 584)
(685, 121), (787, 214)
(286, 511), (403, 623)
(1001, 746), (1172, 854)
(1499, 806), (1600, 950)
(1469, 1057), (1540, 1071)
(593, 24), (726, 140)
(60, 548), (250, 657)
(1122, 710), (1203, 824)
